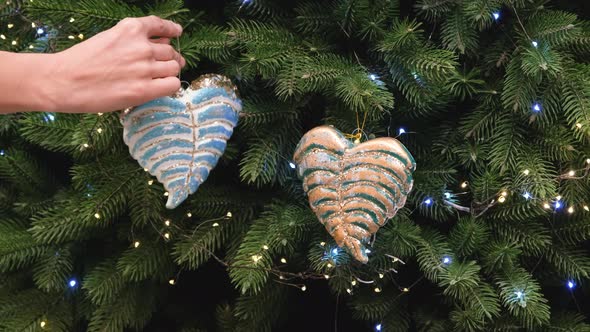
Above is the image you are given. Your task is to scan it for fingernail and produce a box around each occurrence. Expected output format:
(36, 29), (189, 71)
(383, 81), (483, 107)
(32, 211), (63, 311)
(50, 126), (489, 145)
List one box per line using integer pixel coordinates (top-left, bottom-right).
(176, 23), (182, 32)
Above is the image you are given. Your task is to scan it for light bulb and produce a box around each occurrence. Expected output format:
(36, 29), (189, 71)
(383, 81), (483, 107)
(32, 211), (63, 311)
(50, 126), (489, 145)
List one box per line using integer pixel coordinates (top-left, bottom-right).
(226, 211), (232, 218)
(492, 12), (500, 20)
(212, 222), (219, 227)
(134, 241), (140, 248)
(36, 27), (44, 34)
(262, 245), (269, 250)
(375, 324), (382, 331)
(331, 248), (338, 255)
(442, 256), (452, 265)
(461, 181), (468, 188)
(289, 162), (296, 169)
(424, 198), (433, 205)
(515, 291), (523, 299)
(301, 285), (307, 291)
(7, 23), (13, 29)
(324, 275), (330, 279)
(164, 233), (170, 239)
(543, 203), (551, 209)
(498, 196), (506, 203)
(532, 41), (538, 48)
(568, 206), (574, 214)
(68, 279), (77, 288)
(40, 321), (46, 328)
(94, 213), (100, 219)
(351, 280), (357, 286)
(168, 279), (175, 285)
(69, 17), (75, 22)
(164, 220), (170, 226)
(567, 280), (576, 289)
(187, 212), (192, 217)
(402, 287), (409, 292)
(320, 242), (326, 246)
(568, 170), (575, 177)
(532, 103), (541, 112)
(96, 128), (103, 134)
(374, 287), (381, 293)
(501, 191), (508, 197)
(576, 123), (583, 129)
(523, 169), (530, 175)
(398, 128), (406, 135)
(522, 192), (532, 200)
(164, 192), (169, 197)
(346, 288), (352, 294)
(148, 180), (153, 185)
(280, 258), (287, 263)
(584, 205), (589, 212)
(379, 273), (384, 279)
(0, 34), (5, 39)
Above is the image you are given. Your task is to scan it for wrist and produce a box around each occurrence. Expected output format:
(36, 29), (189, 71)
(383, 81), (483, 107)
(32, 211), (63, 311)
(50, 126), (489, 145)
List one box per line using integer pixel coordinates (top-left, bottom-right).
(31, 53), (64, 113)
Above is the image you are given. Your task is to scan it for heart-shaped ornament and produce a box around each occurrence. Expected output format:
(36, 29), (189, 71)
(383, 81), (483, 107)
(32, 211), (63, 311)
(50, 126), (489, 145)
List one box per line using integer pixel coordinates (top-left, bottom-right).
(122, 74), (242, 209)
(293, 126), (416, 263)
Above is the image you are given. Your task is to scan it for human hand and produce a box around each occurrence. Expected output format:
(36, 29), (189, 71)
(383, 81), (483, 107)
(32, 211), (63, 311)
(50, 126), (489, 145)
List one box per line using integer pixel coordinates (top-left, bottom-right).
(45, 16), (186, 113)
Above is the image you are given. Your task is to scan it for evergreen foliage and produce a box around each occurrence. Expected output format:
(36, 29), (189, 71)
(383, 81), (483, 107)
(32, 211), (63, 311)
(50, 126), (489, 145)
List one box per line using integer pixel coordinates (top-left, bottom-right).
(1, 0), (589, 331)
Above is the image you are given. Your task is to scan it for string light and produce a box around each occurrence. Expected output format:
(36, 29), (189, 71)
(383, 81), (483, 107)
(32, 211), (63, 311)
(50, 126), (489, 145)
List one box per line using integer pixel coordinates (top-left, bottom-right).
(543, 203), (551, 209)
(402, 287), (409, 292)
(168, 279), (175, 285)
(134, 241), (140, 248)
(498, 196), (506, 203)
(554, 201), (562, 210)
(327, 263), (333, 268)
(324, 274), (330, 279)
(164, 232), (170, 239)
(515, 290), (523, 299)
(289, 162), (296, 169)
(251, 255), (262, 263)
(365, 248), (372, 254)
(0, 34), (5, 40)
(262, 245), (269, 250)
(212, 222), (219, 227)
(147, 180), (153, 185)
(567, 280), (576, 290)
(68, 35), (75, 40)
(164, 220), (171, 226)
(346, 288), (352, 294)
(532, 103), (542, 112)
(94, 213), (100, 219)
(442, 256), (452, 265)
(568, 206), (574, 214)
(586, 158), (590, 165)
(532, 41), (539, 48)
(97, 112), (103, 116)
(461, 181), (468, 188)
(374, 287), (382, 293)
(31, 22), (36, 28)
(36, 27), (44, 35)
(444, 192), (451, 199)
(82, 143), (89, 148)
(492, 12), (500, 21)
(584, 205), (589, 212)
(576, 123), (583, 129)
(556, 195), (562, 201)
(0, 150), (4, 156)
(280, 258), (287, 263)
(568, 170), (575, 177)
(423, 198), (433, 205)
(375, 324), (382, 331)
(369, 74), (378, 81)
(40, 321), (46, 328)
(164, 192), (169, 197)
(68, 279), (77, 288)
(351, 280), (357, 286)
(43, 113), (55, 122)
(523, 169), (530, 175)
(186, 212), (192, 217)
(522, 192), (532, 200)
(501, 191), (508, 197)
(29, 44), (34, 49)
(320, 242), (326, 246)
(11, 40), (17, 45)
(96, 128), (103, 134)
(331, 248), (339, 255)
(226, 211), (232, 218)
(7, 23), (13, 28)
(301, 285), (307, 291)
(398, 128), (406, 135)
(78, 33), (84, 40)
(69, 17), (75, 22)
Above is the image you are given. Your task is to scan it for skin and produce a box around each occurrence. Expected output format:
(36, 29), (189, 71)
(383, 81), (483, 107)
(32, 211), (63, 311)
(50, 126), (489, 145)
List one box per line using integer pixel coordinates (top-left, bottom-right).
(0, 15), (186, 114)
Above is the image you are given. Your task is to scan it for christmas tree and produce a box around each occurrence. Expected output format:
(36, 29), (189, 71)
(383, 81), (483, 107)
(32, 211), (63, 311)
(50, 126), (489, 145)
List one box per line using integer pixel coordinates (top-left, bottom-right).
(1, 0), (590, 331)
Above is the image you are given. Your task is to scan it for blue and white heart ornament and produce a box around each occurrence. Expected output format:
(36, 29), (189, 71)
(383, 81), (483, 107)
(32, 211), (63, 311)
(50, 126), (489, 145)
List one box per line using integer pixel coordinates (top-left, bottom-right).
(121, 74), (242, 209)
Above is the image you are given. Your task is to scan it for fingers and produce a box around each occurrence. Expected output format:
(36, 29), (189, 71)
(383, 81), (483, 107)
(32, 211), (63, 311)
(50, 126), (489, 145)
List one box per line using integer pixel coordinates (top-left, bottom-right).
(152, 60), (181, 79)
(152, 44), (185, 67)
(146, 77), (181, 100)
(139, 15), (182, 38)
(150, 37), (171, 45)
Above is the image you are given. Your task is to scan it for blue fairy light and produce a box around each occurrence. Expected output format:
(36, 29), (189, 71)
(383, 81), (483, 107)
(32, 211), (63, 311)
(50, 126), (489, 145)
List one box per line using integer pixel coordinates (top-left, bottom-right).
(43, 113), (55, 122)
(522, 192), (532, 200)
(68, 279), (77, 288)
(0, 150), (5, 156)
(532, 103), (542, 112)
(289, 162), (296, 169)
(442, 256), (452, 265)
(398, 128), (406, 135)
(369, 74), (378, 81)
(36, 27), (45, 35)
(554, 201), (562, 210)
(532, 41), (538, 48)
(492, 12), (501, 21)
(444, 192), (451, 199)
(332, 248), (338, 255)
(375, 324), (382, 331)
(424, 198), (433, 206)
(567, 280), (575, 290)
(515, 291), (523, 299)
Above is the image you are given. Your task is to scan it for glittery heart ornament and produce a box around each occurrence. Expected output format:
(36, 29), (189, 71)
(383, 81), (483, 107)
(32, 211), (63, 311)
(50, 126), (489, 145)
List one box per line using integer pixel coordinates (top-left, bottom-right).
(122, 74), (242, 209)
(293, 126), (416, 263)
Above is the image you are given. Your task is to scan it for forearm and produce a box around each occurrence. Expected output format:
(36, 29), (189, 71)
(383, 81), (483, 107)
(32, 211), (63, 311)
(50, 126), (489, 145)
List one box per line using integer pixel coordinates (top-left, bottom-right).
(0, 51), (58, 114)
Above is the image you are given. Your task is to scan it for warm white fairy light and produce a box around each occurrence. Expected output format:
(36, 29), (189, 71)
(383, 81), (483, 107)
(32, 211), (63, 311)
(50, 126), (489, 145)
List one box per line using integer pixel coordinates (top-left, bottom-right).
(69, 17), (75, 22)
(279, 275), (285, 280)
(280, 258), (287, 264)
(40, 321), (46, 328)
(402, 287), (409, 292)
(164, 192), (169, 197)
(584, 205), (589, 212)
(461, 181), (468, 188)
(327, 263), (333, 268)
(31, 22), (36, 28)
(374, 287), (381, 293)
(164, 220), (170, 226)
(320, 242), (326, 246)
(168, 279), (175, 285)
(147, 180), (153, 185)
(212, 222), (219, 227)
(186, 212), (192, 217)
(7, 23), (13, 28)
(576, 123), (583, 129)
(68, 35), (75, 40)
(501, 191), (508, 197)
(164, 233), (170, 239)
(568, 170), (575, 177)
(543, 202), (551, 209)
(379, 273), (384, 279)
(523, 169), (530, 175)
(556, 195), (562, 201)
(134, 241), (140, 248)
(83, 143), (89, 148)
(586, 158), (590, 165)
(568, 206), (574, 214)
(251, 255), (261, 263)
(498, 196), (506, 203)
(0, 34), (5, 40)
(346, 288), (352, 294)
(29, 44), (34, 49)
(94, 213), (100, 219)
(262, 245), (269, 250)
(11, 40), (17, 45)
(351, 280), (357, 286)
(78, 33), (84, 40)
(97, 112), (103, 116)
(301, 285), (307, 291)
(226, 211), (232, 218)
(96, 128), (103, 134)
(324, 275), (330, 279)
